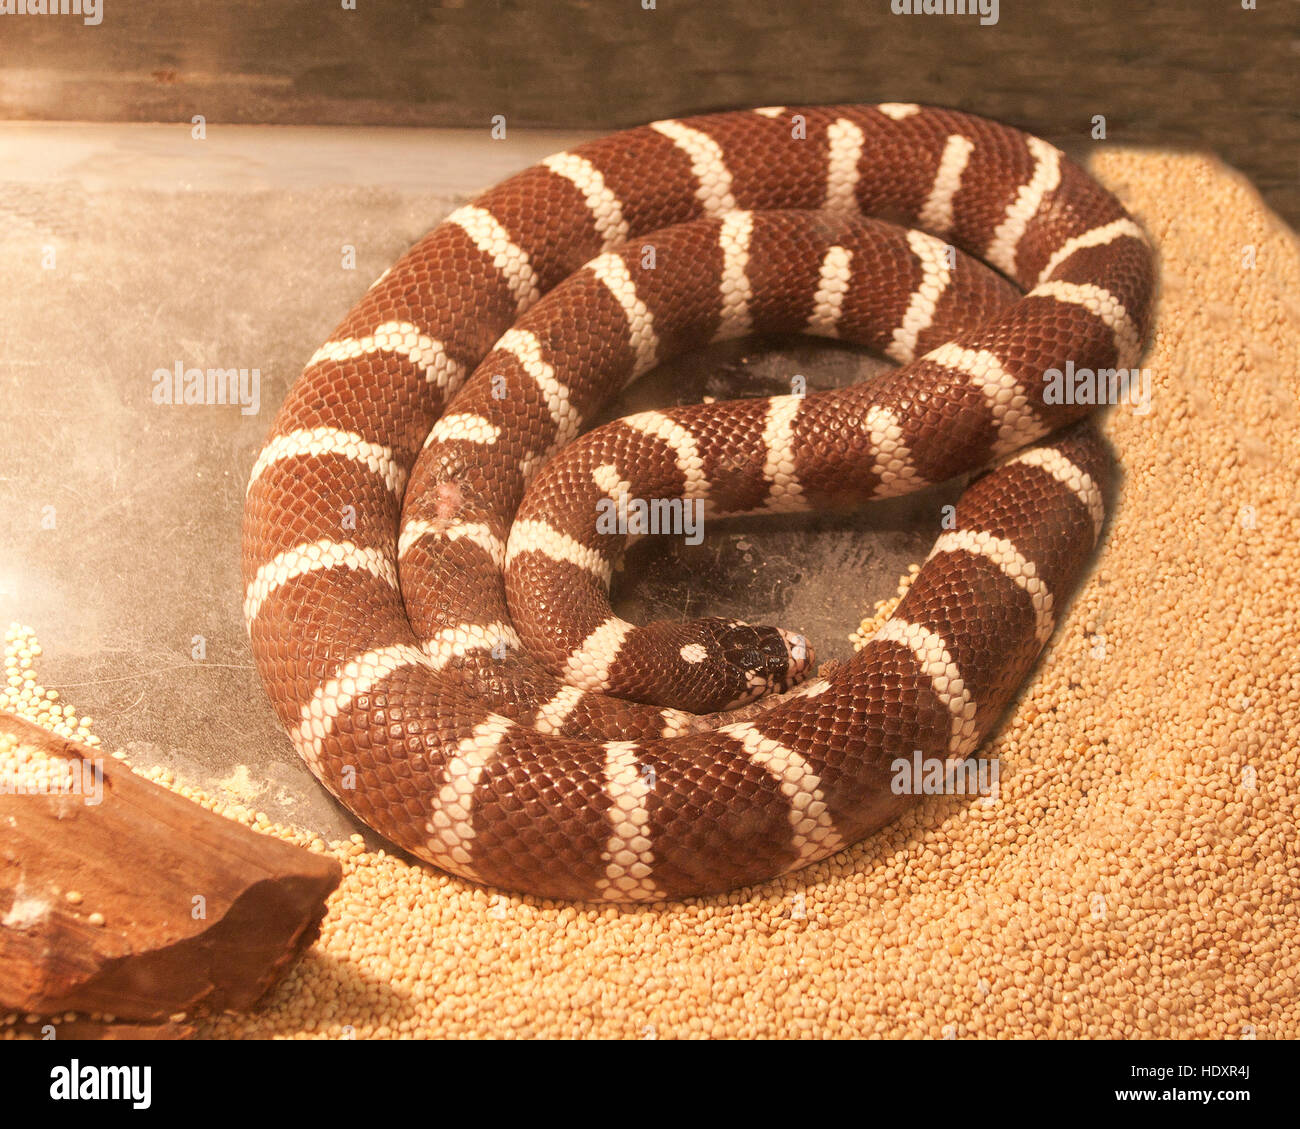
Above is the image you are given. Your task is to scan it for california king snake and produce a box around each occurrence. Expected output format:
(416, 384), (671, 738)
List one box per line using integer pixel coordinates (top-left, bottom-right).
(242, 104), (1155, 902)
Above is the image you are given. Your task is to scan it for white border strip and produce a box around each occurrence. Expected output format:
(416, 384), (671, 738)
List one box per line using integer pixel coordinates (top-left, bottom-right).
(587, 252), (660, 378)
(506, 519), (613, 585)
(398, 519), (505, 568)
(928, 529), (1056, 645)
(986, 136), (1062, 279)
(596, 740), (665, 900)
(244, 539), (396, 626)
(1007, 447), (1105, 539)
(247, 427), (406, 497)
(444, 204), (541, 312)
(872, 619), (978, 757)
(307, 320), (465, 391)
(649, 119), (737, 214)
(919, 134), (974, 237)
(424, 715), (516, 875)
(886, 229), (955, 364)
(541, 152), (630, 251)
(719, 721), (844, 863)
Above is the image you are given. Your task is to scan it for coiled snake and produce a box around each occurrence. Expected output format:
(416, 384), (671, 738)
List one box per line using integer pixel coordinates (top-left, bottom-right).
(242, 105), (1155, 901)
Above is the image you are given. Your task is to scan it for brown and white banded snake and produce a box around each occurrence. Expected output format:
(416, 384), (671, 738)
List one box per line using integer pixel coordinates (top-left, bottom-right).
(242, 104), (1155, 901)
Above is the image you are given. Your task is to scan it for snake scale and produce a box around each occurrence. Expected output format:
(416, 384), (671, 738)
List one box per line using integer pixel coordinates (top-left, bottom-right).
(241, 104), (1155, 901)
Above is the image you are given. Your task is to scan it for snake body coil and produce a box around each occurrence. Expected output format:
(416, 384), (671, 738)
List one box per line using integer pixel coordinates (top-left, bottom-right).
(242, 105), (1155, 901)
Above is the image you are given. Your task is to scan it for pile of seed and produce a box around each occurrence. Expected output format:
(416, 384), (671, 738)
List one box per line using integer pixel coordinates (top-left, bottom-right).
(4, 149), (1297, 1039)
(850, 562), (919, 650)
(1, 624), (98, 748)
(0, 730), (76, 797)
(0, 625), (96, 823)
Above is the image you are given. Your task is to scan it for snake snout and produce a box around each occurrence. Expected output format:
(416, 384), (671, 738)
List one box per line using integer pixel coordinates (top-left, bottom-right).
(777, 628), (814, 686)
(717, 621), (815, 705)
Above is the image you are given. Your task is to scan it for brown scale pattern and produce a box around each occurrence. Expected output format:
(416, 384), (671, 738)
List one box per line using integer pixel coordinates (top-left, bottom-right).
(246, 455), (398, 563)
(1052, 239), (1157, 324)
(700, 113), (831, 212)
(503, 215), (1023, 711)
(242, 106), (1155, 901)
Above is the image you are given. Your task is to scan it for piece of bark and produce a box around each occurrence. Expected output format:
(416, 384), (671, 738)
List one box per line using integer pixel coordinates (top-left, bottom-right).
(0, 711), (341, 1023)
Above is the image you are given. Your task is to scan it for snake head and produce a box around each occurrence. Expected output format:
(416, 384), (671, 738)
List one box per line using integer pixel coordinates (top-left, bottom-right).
(710, 620), (814, 709)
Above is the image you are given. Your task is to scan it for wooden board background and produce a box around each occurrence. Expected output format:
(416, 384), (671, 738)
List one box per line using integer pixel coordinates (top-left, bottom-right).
(2, 0), (1296, 219)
